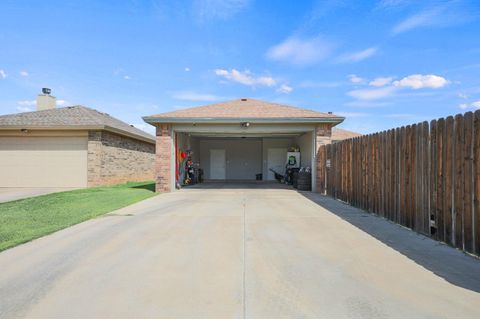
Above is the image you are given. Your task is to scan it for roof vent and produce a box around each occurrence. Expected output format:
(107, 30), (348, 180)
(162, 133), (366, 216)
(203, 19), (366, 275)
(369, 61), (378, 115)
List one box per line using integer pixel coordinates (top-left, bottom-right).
(241, 98), (247, 101)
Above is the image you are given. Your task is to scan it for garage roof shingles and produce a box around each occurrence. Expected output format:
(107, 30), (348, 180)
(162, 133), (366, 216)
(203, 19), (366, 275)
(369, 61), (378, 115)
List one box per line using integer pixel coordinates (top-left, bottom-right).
(147, 98), (342, 120)
(332, 128), (362, 141)
(0, 106), (154, 143)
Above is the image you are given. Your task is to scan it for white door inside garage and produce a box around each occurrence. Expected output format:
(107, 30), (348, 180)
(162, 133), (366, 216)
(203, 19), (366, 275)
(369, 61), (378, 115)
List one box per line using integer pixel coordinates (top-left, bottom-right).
(0, 136), (88, 187)
(210, 149), (226, 180)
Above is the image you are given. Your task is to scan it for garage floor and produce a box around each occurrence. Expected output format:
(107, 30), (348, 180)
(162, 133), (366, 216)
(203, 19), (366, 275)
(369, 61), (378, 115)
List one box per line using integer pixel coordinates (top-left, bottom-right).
(188, 180), (293, 189)
(0, 188), (479, 318)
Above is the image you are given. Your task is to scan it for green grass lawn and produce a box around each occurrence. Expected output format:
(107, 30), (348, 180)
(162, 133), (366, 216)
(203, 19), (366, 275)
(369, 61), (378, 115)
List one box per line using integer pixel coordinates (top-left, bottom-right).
(0, 181), (157, 252)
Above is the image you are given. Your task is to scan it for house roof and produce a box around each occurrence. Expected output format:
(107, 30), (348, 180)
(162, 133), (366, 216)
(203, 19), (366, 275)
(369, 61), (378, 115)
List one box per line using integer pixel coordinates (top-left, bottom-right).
(0, 106), (155, 143)
(332, 128), (362, 141)
(143, 98), (344, 124)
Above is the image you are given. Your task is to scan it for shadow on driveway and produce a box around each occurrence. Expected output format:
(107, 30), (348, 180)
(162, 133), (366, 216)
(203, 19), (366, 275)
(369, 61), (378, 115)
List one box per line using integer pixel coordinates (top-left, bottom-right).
(301, 192), (480, 293)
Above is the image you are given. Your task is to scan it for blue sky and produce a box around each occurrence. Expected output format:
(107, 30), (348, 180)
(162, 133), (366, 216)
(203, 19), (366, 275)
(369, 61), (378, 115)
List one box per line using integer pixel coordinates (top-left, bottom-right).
(0, 0), (479, 135)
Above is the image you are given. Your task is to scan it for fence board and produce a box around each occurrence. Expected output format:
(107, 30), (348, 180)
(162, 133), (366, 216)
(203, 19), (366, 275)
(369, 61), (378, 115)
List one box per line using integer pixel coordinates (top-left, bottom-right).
(464, 112), (474, 253)
(438, 118), (446, 241)
(445, 116), (455, 246)
(423, 121), (430, 235)
(474, 110), (480, 255)
(454, 114), (464, 249)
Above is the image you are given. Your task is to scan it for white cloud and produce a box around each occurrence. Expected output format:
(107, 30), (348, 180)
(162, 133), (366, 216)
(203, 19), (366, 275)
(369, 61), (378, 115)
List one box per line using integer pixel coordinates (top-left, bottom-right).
(19, 70), (29, 77)
(344, 100), (392, 108)
(458, 92), (468, 99)
(336, 47), (378, 63)
(392, 7), (443, 34)
(16, 100), (35, 112)
(16, 106), (32, 112)
(393, 74), (448, 89)
(348, 74), (365, 84)
(266, 35), (334, 66)
(462, 100), (480, 110)
(123, 75), (131, 80)
(335, 112), (369, 118)
(0, 69), (6, 79)
(16, 99), (69, 109)
(369, 77), (393, 87)
(347, 86), (397, 100)
(172, 91), (222, 102)
(377, 0), (412, 9)
(215, 69), (276, 87)
(17, 100), (36, 106)
(348, 73), (449, 101)
(185, 67), (190, 72)
(298, 80), (343, 88)
(277, 84), (293, 94)
(192, 0), (250, 21)
(384, 113), (424, 122)
(391, 4), (473, 35)
(56, 100), (69, 107)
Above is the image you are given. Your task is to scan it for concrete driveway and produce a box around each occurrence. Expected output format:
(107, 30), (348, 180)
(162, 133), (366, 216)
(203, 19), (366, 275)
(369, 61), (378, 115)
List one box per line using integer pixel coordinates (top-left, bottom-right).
(0, 187), (479, 319)
(0, 188), (79, 203)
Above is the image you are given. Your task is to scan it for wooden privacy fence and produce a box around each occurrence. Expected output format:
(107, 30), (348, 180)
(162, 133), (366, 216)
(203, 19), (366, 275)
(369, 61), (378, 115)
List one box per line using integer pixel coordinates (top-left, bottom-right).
(317, 110), (480, 256)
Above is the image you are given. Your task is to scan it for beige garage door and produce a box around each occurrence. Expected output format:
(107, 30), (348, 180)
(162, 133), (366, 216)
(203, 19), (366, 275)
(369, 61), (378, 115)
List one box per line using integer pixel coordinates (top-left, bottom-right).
(0, 136), (88, 187)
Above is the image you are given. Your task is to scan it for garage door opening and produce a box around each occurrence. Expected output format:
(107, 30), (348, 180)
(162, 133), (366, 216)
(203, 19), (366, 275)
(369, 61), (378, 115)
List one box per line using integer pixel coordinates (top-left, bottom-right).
(174, 131), (314, 190)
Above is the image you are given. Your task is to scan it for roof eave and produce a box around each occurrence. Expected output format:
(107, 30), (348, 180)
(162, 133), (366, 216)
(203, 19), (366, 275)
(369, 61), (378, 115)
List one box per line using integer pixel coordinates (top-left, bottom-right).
(0, 125), (155, 144)
(103, 125), (156, 144)
(143, 116), (345, 125)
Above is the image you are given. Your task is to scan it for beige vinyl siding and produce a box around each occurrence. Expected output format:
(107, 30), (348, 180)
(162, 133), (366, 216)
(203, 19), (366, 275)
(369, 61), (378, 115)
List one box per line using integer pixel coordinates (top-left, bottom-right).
(0, 136), (88, 187)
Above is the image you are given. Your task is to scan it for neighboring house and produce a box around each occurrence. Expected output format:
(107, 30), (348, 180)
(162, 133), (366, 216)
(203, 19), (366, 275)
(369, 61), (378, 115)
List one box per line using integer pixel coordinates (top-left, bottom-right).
(143, 98), (344, 192)
(0, 93), (155, 187)
(331, 128), (362, 143)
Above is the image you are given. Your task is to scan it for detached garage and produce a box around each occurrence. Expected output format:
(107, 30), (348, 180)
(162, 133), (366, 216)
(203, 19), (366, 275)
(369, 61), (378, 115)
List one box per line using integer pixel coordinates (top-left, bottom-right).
(0, 105), (156, 188)
(143, 98), (344, 192)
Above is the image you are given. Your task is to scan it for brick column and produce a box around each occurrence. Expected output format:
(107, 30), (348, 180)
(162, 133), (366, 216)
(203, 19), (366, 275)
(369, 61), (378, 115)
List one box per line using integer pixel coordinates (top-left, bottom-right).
(315, 124), (332, 193)
(155, 124), (173, 192)
(87, 131), (103, 187)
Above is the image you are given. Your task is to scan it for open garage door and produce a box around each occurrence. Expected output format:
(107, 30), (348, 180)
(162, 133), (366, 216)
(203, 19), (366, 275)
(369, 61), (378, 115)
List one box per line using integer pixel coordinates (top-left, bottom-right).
(0, 136), (88, 187)
(174, 126), (315, 190)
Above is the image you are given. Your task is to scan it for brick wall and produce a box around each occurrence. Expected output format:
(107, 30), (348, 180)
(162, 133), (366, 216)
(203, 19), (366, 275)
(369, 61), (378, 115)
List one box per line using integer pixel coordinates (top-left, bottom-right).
(155, 124), (173, 192)
(315, 123), (332, 193)
(87, 131), (155, 187)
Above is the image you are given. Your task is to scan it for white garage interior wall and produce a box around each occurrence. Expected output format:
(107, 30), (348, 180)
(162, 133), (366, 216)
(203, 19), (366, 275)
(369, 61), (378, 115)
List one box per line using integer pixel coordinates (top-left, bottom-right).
(295, 131), (313, 168)
(174, 131), (314, 182)
(200, 138), (262, 180)
(0, 136), (88, 187)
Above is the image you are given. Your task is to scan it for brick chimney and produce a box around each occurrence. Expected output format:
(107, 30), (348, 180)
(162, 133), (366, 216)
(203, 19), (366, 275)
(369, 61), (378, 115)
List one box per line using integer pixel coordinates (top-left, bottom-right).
(36, 88), (56, 111)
